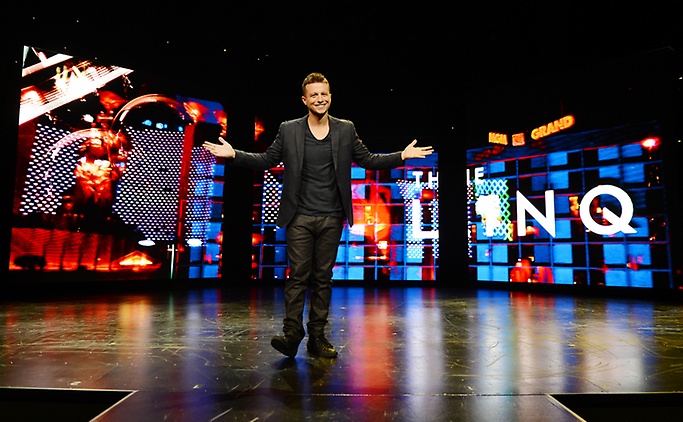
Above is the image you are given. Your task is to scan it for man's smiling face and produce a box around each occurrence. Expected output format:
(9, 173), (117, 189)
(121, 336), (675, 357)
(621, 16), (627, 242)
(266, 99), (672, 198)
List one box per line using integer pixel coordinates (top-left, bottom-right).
(302, 82), (331, 118)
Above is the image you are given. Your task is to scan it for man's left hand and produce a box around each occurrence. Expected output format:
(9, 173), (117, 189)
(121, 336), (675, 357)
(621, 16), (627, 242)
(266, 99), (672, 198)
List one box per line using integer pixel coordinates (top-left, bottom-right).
(401, 140), (434, 160)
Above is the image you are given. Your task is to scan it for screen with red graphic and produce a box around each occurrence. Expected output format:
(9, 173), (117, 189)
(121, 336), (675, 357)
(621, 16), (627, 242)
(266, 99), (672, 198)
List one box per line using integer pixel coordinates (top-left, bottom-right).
(251, 154), (439, 281)
(10, 46), (225, 281)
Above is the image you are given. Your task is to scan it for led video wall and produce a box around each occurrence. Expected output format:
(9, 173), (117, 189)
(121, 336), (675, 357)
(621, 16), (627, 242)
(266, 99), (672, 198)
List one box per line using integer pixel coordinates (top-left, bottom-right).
(10, 46), (225, 281)
(467, 119), (674, 289)
(251, 153), (439, 281)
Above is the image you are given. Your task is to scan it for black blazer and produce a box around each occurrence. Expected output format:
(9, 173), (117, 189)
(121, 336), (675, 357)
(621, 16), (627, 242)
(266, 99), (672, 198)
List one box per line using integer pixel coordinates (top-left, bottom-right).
(232, 115), (404, 227)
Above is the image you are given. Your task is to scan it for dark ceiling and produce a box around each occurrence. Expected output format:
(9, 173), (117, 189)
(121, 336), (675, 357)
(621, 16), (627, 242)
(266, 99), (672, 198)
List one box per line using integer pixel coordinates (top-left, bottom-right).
(10, 5), (683, 146)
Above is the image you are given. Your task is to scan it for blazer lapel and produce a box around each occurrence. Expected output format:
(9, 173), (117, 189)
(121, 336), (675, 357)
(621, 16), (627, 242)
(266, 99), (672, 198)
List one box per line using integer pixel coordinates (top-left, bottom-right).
(294, 116), (306, 171)
(329, 116), (340, 170)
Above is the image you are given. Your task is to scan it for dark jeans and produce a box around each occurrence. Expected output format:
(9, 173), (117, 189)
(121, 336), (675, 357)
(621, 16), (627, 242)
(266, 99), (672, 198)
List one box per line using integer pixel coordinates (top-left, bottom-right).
(283, 214), (344, 339)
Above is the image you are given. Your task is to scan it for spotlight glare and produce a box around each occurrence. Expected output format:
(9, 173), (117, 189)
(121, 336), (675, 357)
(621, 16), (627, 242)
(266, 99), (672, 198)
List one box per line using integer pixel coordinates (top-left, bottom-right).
(641, 137), (659, 149)
(187, 238), (203, 247)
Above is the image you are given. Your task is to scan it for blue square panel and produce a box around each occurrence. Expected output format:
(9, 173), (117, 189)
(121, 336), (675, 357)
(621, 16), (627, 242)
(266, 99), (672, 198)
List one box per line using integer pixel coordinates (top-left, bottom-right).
(549, 171), (569, 189)
(598, 146), (619, 160)
(623, 163), (644, 183)
(490, 161), (505, 174)
(534, 245), (550, 263)
(629, 270), (653, 288)
(605, 270), (627, 287)
(553, 244), (573, 264)
(627, 244), (651, 265)
(406, 267), (422, 280)
(555, 220), (571, 239)
(548, 152), (568, 167)
(491, 245), (508, 263)
(604, 244), (626, 265)
(622, 143), (643, 158)
(599, 165), (620, 179)
(351, 166), (366, 179)
(553, 268), (574, 285)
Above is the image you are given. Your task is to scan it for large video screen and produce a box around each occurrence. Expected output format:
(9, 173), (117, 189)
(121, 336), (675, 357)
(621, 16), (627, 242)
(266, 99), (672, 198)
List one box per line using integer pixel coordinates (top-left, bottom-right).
(467, 118), (675, 289)
(10, 46), (225, 281)
(251, 153), (439, 281)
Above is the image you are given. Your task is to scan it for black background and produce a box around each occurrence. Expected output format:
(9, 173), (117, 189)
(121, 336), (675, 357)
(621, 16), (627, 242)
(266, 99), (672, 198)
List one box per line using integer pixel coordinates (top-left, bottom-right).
(4, 5), (683, 285)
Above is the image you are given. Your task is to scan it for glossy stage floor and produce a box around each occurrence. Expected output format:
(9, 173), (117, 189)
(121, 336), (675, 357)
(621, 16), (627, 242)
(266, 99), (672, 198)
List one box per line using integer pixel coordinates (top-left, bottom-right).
(1, 283), (682, 421)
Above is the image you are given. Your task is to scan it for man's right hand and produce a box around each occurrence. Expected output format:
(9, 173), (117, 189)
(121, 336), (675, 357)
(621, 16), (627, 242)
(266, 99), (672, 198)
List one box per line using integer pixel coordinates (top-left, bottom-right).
(203, 137), (236, 159)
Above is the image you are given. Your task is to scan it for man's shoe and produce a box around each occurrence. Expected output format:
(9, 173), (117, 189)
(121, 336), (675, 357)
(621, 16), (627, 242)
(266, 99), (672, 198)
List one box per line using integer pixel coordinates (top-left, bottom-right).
(307, 335), (338, 358)
(271, 334), (301, 358)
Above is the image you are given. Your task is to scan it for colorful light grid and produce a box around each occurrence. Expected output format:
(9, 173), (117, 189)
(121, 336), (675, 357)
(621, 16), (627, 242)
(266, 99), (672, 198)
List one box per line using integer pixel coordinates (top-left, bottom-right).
(467, 122), (673, 288)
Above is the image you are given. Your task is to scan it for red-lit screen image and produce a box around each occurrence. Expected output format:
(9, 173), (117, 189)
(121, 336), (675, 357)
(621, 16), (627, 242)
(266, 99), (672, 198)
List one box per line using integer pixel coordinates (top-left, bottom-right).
(251, 154), (439, 281)
(10, 46), (225, 281)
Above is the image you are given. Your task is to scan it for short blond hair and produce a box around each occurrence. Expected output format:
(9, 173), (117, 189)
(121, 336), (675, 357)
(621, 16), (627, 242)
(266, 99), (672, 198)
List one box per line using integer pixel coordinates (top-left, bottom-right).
(302, 72), (329, 95)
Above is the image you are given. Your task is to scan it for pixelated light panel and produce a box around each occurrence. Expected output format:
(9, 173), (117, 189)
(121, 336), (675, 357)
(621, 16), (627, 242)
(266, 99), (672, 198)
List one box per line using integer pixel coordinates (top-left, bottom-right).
(467, 121), (673, 289)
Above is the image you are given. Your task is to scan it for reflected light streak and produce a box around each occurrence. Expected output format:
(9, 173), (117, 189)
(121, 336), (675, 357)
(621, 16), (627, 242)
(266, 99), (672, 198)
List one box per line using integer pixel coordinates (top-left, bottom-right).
(509, 292), (564, 387)
(345, 288), (394, 394)
(403, 288), (447, 416)
(470, 290), (659, 397)
(472, 291), (518, 393)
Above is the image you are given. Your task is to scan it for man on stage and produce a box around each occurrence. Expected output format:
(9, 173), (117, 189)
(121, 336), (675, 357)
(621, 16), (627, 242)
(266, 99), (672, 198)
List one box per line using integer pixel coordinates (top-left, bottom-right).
(204, 72), (433, 358)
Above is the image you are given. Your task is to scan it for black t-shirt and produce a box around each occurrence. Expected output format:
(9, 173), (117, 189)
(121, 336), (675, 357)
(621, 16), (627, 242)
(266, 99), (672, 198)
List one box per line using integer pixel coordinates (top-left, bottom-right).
(296, 126), (343, 217)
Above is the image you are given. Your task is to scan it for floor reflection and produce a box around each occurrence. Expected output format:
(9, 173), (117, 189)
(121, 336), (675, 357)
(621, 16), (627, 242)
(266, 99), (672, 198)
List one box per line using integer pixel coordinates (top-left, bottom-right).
(1, 286), (682, 420)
